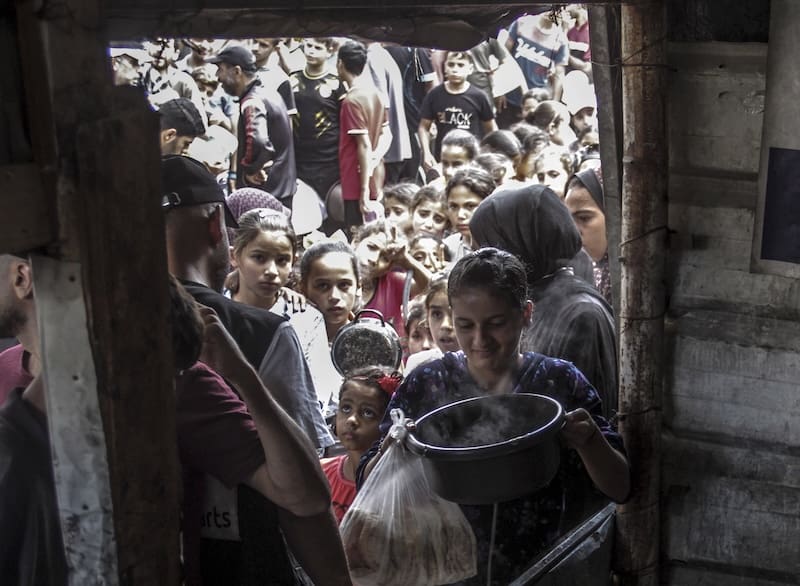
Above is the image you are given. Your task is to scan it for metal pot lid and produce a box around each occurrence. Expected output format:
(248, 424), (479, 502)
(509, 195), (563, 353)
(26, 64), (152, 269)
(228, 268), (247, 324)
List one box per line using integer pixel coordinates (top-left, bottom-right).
(330, 309), (403, 376)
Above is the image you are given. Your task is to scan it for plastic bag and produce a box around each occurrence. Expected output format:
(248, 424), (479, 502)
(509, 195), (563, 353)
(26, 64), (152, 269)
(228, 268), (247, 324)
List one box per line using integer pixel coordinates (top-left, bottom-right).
(340, 409), (477, 586)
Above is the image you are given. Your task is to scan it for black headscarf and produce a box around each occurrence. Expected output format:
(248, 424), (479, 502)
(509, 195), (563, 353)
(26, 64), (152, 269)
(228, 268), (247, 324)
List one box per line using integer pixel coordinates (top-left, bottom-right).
(469, 184), (583, 285)
(571, 168), (604, 211)
(470, 184), (618, 416)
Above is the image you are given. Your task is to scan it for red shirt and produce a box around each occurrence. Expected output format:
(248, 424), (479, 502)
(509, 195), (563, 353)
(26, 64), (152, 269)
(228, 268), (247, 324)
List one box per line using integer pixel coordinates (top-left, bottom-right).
(365, 270), (407, 339)
(339, 85), (386, 201)
(321, 455), (356, 524)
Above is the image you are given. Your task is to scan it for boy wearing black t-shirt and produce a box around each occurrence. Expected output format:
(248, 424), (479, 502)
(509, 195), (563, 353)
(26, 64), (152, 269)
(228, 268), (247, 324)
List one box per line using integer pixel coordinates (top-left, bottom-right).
(418, 51), (497, 170)
(290, 38), (345, 203)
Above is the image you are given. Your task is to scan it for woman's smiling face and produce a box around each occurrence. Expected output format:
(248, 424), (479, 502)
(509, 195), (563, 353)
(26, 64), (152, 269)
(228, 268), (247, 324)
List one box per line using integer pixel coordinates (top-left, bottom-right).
(450, 286), (530, 378)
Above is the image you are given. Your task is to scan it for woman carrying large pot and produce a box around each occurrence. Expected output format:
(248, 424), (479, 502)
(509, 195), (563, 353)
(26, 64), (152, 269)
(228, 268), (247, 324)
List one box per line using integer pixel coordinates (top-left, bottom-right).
(357, 248), (629, 585)
(469, 183), (618, 418)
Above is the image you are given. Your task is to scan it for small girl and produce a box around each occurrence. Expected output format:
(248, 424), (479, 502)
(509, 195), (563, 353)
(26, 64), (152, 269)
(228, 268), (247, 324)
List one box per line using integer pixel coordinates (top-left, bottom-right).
(410, 186), (449, 240)
(443, 165), (496, 262)
(404, 272), (459, 373)
(382, 182), (417, 236)
(321, 366), (401, 523)
(404, 300), (432, 363)
(352, 220), (432, 338)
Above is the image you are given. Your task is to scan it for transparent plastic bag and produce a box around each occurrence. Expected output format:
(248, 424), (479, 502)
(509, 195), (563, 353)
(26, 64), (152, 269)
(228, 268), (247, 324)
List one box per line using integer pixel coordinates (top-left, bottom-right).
(340, 409), (477, 586)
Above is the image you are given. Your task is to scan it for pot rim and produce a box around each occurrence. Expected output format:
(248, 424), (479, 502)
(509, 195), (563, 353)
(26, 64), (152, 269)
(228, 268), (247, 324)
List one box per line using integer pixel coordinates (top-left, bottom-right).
(406, 393), (564, 461)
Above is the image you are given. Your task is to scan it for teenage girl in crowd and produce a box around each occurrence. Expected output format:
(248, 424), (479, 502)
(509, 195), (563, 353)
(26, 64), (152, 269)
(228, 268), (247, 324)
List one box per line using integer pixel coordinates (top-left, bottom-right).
(409, 186), (449, 240)
(404, 272), (460, 373)
(227, 209), (342, 418)
(321, 366), (400, 523)
(299, 240), (361, 345)
(443, 165), (496, 262)
(351, 220), (432, 338)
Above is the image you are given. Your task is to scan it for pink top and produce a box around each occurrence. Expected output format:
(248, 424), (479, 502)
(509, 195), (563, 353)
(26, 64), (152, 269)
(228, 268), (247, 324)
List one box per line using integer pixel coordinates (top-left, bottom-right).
(365, 270), (407, 338)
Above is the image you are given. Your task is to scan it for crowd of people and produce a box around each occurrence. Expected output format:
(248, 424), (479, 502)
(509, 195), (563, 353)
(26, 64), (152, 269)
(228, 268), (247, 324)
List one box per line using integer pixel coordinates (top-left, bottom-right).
(0, 5), (630, 586)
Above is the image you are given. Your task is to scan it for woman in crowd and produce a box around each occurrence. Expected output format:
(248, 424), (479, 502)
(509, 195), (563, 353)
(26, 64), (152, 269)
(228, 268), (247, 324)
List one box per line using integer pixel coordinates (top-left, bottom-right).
(565, 167), (612, 305)
(359, 249), (629, 584)
(469, 184), (618, 417)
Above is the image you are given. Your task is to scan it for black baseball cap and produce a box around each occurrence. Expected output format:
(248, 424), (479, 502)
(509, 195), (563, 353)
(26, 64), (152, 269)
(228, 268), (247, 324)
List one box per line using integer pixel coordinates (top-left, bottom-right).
(161, 155), (238, 228)
(206, 45), (257, 73)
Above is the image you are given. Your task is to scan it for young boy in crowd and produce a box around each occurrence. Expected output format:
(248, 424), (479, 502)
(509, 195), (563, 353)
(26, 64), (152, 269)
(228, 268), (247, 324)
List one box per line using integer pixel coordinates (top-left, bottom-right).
(418, 51), (497, 172)
(290, 38), (345, 203)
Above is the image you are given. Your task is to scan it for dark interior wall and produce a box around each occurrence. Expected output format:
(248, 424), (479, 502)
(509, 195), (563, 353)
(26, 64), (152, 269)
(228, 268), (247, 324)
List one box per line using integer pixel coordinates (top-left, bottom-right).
(668, 0), (770, 42)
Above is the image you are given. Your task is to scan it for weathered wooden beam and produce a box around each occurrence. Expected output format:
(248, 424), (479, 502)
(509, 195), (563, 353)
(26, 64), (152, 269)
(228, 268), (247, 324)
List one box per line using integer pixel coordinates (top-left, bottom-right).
(615, 1), (668, 585)
(32, 255), (119, 585)
(103, 1), (621, 47)
(0, 164), (55, 253)
(588, 3), (624, 319)
(16, 0), (181, 582)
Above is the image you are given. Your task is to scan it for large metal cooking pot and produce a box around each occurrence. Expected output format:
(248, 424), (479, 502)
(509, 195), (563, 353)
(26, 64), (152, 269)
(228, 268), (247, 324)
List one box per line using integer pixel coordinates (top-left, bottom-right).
(330, 309), (403, 376)
(405, 394), (564, 505)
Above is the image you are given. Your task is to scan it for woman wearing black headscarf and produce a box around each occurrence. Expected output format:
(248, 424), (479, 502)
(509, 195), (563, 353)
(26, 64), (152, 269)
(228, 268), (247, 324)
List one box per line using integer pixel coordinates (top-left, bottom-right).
(469, 184), (618, 417)
(565, 168), (612, 305)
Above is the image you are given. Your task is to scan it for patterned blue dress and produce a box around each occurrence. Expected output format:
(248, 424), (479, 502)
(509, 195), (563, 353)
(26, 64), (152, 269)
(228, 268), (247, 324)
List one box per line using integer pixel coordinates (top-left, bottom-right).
(358, 351), (625, 585)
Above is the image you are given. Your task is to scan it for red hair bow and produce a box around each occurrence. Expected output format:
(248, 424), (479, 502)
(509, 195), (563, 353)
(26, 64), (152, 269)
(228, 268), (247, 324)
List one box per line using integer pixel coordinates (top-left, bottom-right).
(377, 373), (402, 396)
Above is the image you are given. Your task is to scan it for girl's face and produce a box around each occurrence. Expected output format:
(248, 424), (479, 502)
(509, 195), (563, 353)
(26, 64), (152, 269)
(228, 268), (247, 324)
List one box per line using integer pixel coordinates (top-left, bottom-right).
(411, 201), (448, 239)
(447, 185), (483, 242)
(535, 153), (570, 199)
(232, 230), (293, 308)
(384, 197), (412, 234)
(450, 287), (531, 382)
(565, 185), (607, 261)
(440, 145), (471, 182)
(522, 97), (539, 120)
(406, 317), (433, 356)
(410, 237), (444, 273)
(353, 232), (390, 280)
(302, 251), (360, 335)
(427, 290), (459, 353)
(336, 381), (387, 454)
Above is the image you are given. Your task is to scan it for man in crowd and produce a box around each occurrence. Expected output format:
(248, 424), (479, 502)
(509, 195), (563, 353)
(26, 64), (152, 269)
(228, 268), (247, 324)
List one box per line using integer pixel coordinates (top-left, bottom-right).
(158, 97), (206, 156)
(209, 45), (298, 209)
(0, 255), (37, 403)
(161, 155), (348, 584)
(251, 38), (298, 116)
(336, 40), (392, 233)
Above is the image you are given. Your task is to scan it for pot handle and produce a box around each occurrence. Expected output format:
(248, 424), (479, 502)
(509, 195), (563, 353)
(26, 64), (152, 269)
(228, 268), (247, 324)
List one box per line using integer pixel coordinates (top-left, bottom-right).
(354, 308), (387, 325)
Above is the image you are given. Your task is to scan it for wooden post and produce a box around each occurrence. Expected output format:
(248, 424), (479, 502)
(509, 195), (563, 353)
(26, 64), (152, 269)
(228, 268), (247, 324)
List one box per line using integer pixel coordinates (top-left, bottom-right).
(615, 1), (668, 585)
(14, 0), (181, 582)
(588, 3), (624, 320)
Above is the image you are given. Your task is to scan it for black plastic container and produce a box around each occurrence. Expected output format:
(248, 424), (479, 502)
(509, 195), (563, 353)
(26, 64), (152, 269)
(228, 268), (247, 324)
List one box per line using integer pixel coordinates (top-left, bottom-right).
(405, 394), (564, 505)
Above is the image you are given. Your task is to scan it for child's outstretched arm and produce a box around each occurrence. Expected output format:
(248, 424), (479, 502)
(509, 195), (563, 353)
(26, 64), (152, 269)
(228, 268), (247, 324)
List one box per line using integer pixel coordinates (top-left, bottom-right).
(562, 408), (631, 503)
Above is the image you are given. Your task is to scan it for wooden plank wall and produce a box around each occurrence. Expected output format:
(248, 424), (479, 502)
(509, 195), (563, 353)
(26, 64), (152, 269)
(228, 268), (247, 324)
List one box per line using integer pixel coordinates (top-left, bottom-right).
(663, 42), (800, 585)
